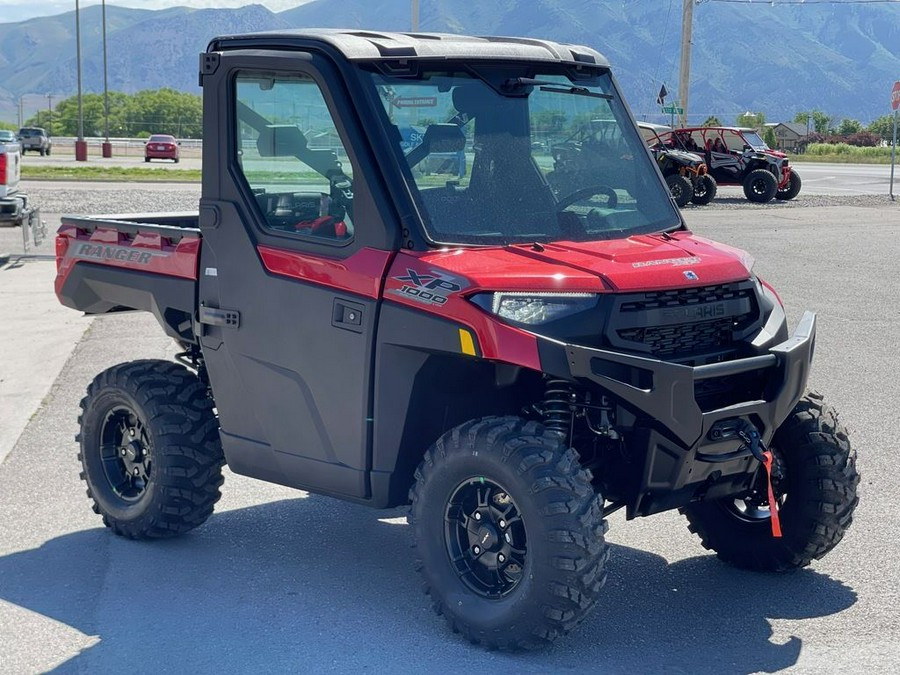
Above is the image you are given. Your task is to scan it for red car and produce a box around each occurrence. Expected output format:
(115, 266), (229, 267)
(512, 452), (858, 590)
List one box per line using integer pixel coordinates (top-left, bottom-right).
(144, 134), (180, 163)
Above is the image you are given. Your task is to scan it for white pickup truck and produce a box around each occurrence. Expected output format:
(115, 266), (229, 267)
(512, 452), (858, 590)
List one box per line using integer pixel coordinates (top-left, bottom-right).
(0, 138), (44, 248)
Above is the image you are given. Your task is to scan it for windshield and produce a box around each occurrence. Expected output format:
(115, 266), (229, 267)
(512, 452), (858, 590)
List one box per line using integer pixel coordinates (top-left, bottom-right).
(742, 131), (768, 151)
(363, 66), (679, 245)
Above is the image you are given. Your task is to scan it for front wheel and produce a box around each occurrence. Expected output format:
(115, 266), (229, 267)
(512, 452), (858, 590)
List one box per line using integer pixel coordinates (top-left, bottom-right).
(743, 168), (778, 203)
(77, 360), (225, 539)
(410, 417), (608, 650)
(665, 173), (693, 208)
(681, 392), (859, 571)
(776, 168), (802, 200)
(691, 174), (717, 205)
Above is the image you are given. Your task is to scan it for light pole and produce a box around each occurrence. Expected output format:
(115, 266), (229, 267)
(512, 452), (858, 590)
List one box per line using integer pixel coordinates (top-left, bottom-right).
(75, 0), (87, 161)
(101, 0), (112, 158)
(47, 94), (53, 137)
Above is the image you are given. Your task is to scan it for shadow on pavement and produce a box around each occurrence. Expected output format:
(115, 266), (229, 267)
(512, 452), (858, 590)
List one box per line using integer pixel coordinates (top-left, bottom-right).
(0, 497), (856, 673)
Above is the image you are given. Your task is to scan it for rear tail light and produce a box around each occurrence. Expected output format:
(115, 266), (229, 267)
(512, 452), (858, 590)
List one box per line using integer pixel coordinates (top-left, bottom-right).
(0, 152), (7, 185)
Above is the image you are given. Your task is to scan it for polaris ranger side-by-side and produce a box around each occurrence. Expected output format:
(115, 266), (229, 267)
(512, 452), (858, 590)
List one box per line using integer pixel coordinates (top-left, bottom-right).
(55, 31), (858, 650)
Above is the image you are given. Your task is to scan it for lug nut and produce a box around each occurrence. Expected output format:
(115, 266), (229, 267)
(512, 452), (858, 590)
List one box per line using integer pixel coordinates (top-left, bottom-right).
(499, 519), (506, 528)
(473, 545), (481, 555)
(474, 512), (481, 521)
(129, 429), (135, 437)
(120, 448), (127, 457)
(133, 468), (140, 476)
(498, 554), (505, 563)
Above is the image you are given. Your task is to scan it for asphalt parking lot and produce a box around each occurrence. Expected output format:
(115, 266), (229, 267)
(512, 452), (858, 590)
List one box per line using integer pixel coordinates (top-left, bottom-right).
(0, 184), (898, 673)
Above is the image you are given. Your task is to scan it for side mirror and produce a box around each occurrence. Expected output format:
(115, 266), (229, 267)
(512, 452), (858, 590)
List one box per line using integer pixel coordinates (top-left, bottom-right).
(257, 124), (308, 158)
(423, 123), (466, 153)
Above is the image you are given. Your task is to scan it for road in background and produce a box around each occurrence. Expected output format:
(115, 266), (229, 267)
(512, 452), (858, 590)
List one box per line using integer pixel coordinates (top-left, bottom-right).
(18, 150), (896, 196)
(0, 184), (898, 671)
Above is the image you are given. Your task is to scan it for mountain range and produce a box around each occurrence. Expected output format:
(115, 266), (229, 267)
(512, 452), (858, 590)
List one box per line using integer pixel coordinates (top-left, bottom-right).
(2, 0), (898, 128)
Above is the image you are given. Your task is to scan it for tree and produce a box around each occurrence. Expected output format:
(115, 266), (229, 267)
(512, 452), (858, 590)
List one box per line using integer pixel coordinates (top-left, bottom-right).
(795, 110), (831, 135)
(846, 131), (879, 147)
(837, 118), (862, 137)
(764, 126), (777, 149)
(868, 115), (896, 143)
(736, 111), (765, 128)
(23, 89), (202, 139)
(702, 116), (722, 127)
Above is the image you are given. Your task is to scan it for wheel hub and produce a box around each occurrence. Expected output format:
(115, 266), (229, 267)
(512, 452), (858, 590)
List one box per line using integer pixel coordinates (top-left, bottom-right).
(474, 523), (499, 551)
(100, 407), (152, 502)
(444, 478), (528, 599)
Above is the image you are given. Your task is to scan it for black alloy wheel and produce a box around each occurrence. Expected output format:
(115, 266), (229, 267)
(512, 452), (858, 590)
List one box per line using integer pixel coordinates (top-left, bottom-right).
(78, 360), (225, 539)
(99, 405), (153, 503)
(743, 168), (778, 203)
(444, 477), (527, 599)
(410, 416), (609, 650)
(681, 392), (859, 571)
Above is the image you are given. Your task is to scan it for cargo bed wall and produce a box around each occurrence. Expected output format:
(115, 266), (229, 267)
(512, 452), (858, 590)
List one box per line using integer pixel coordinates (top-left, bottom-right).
(54, 213), (202, 342)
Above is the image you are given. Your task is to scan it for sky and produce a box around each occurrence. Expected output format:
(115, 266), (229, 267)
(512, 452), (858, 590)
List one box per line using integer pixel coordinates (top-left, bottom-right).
(0, 1), (314, 23)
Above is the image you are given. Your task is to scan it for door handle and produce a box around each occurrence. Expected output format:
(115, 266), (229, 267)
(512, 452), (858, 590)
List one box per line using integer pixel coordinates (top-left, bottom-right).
(332, 299), (364, 333)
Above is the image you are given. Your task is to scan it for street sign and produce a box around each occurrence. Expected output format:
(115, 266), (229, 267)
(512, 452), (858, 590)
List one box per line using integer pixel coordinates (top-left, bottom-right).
(392, 96), (437, 108)
(661, 105), (684, 115)
(892, 81), (900, 111)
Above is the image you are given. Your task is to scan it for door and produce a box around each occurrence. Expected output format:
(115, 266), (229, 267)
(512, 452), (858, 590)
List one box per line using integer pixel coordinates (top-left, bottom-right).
(197, 56), (394, 501)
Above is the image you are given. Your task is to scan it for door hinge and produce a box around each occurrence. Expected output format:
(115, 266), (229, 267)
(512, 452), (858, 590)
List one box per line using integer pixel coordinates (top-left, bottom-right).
(198, 305), (240, 329)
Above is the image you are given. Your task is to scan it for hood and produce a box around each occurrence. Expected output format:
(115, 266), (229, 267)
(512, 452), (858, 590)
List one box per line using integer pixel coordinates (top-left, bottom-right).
(664, 148), (704, 165)
(412, 232), (753, 294)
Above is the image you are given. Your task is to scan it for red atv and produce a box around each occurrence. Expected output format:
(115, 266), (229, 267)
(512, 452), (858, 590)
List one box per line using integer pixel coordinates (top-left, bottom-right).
(54, 30), (855, 650)
(660, 127), (801, 203)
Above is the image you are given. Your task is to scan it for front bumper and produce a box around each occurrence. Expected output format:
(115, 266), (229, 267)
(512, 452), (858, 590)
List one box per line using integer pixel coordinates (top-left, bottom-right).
(538, 311), (816, 517)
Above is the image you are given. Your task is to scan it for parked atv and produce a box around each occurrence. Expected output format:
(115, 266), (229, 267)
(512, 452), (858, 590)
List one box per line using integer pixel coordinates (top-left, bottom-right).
(659, 127), (801, 203)
(638, 122), (716, 207)
(55, 29), (855, 651)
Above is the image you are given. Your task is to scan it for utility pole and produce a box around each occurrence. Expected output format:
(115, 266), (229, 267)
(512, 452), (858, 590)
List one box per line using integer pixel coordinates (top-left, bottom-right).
(678, 0), (694, 128)
(411, 0), (419, 31)
(102, 0), (112, 157)
(47, 94), (53, 136)
(75, 0), (87, 161)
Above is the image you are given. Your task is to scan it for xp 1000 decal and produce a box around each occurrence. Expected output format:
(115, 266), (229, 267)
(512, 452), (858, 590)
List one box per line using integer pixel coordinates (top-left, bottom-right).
(389, 268), (468, 307)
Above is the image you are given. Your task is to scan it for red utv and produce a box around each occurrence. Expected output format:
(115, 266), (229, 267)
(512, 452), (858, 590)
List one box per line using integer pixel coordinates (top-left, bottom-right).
(659, 127), (801, 203)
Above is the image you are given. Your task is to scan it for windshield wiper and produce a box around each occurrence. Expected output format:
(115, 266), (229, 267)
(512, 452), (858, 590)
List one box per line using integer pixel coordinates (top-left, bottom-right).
(539, 85), (612, 100)
(502, 77), (613, 100)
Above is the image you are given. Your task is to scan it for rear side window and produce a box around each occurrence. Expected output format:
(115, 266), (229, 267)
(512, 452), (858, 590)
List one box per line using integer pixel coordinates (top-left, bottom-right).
(233, 72), (355, 244)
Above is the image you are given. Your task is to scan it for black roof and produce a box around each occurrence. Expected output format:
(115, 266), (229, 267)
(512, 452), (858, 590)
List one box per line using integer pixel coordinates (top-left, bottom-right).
(207, 29), (609, 68)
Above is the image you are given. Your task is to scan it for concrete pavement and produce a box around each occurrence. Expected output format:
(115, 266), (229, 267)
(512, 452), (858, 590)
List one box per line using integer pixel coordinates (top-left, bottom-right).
(1, 190), (899, 672)
(0, 241), (91, 465)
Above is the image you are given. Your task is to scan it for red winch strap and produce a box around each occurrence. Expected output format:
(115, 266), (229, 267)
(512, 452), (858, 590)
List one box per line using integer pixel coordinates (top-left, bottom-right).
(762, 450), (783, 538)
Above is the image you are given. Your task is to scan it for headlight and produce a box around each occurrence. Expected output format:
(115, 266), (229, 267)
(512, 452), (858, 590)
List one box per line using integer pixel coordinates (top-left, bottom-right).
(471, 292), (598, 325)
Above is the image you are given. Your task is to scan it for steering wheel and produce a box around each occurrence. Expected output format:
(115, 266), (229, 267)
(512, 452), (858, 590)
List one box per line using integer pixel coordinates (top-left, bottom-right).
(556, 184), (618, 211)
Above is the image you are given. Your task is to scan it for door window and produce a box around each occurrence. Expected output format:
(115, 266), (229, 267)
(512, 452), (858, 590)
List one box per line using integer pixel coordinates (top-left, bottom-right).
(234, 73), (355, 242)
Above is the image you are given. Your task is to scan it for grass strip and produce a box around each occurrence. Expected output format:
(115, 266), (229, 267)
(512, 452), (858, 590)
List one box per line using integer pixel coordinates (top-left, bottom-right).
(22, 166), (201, 182)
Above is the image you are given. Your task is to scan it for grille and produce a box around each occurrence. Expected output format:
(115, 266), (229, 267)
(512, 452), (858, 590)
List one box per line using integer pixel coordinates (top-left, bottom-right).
(619, 283), (753, 313)
(618, 317), (735, 359)
(613, 282), (757, 360)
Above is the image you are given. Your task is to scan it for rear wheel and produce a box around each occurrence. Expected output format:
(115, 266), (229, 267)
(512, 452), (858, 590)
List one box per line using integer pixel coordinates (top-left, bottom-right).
(776, 168), (802, 200)
(144, 157), (151, 163)
(691, 174), (717, 205)
(743, 168), (778, 203)
(665, 174), (693, 207)
(681, 392), (858, 571)
(77, 360), (225, 539)
(410, 416), (608, 650)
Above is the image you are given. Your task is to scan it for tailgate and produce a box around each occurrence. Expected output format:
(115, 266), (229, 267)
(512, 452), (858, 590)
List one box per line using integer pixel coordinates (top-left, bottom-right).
(55, 213), (202, 342)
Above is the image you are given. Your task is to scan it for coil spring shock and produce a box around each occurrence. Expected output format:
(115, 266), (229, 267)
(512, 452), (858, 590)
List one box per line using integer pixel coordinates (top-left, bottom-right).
(542, 378), (575, 437)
